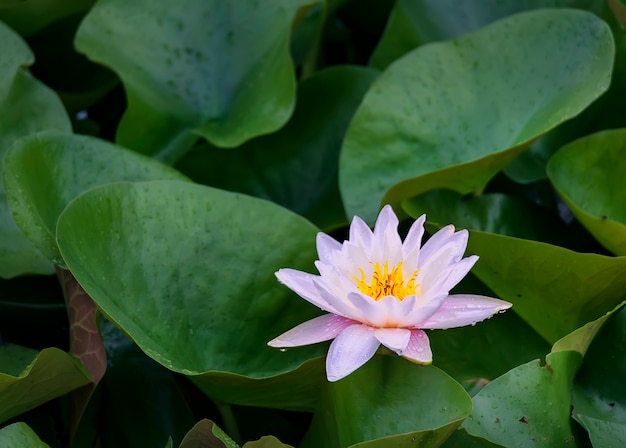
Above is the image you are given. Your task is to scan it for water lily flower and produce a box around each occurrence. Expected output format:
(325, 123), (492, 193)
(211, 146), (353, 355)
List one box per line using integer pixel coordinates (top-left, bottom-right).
(268, 205), (512, 382)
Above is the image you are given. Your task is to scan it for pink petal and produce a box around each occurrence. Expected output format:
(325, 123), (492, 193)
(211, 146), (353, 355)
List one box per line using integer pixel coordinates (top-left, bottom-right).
(316, 233), (341, 266)
(275, 268), (340, 314)
(268, 314), (356, 348)
(402, 330), (432, 364)
(418, 294), (512, 330)
(326, 324), (380, 382)
(419, 231), (470, 293)
(374, 328), (411, 354)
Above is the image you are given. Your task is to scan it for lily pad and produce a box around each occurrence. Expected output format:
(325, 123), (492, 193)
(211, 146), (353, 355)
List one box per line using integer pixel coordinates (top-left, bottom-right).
(3, 131), (189, 266)
(571, 305), (626, 446)
(547, 128), (626, 255)
(0, 343), (91, 423)
(463, 350), (582, 447)
(369, 0), (608, 70)
(300, 356), (472, 448)
(0, 22), (71, 278)
(403, 191), (626, 343)
(175, 65), (379, 231)
(0, 422), (50, 447)
(56, 180), (327, 410)
(75, 0), (314, 162)
(339, 9), (614, 224)
(0, 0), (94, 37)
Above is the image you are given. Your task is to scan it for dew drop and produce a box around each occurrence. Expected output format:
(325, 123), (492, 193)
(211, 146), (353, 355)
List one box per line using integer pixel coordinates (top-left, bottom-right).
(279, 348), (287, 352)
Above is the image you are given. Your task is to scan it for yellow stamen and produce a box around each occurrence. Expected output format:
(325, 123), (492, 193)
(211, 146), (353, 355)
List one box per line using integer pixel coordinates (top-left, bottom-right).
(352, 261), (419, 301)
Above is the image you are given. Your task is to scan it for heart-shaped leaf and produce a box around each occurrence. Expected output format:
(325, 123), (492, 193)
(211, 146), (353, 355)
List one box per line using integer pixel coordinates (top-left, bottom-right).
(176, 65), (379, 230)
(571, 306), (626, 446)
(0, 422), (50, 447)
(369, 0), (609, 70)
(463, 350), (582, 447)
(300, 356), (472, 448)
(0, 22), (71, 278)
(404, 191), (626, 343)
(56, 180), (326, 410)
(3, 131), (189, 266)
(547, 128), (626, 255)
(75, 0), (315, 162)
(340, 9), (614, 224)
(0, 343), (91, 423)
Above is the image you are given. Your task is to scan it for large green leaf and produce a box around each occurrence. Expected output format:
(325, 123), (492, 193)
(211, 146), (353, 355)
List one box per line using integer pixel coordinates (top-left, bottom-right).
(74, 319), (196, 448)
(571, 306), (626, 446)
(0, 422), (50, 448)
(0, 343), (91, 423)
(0, 0), (94, 37)
(175, 65), (379, 230)
(369, 0), (607, 70)
(178, 420), (238, 448)
(300, 356), (472, 448)
(404, 191), (626, 343)
(547, 129), (626, 255)
(463, 351), (582, 447)
(339, 9), (614, 224)
(56, 180), (327, 410)
(3, 131), (189, 266)
(0, 22), (71, 278)
(75, 0), (314, 162)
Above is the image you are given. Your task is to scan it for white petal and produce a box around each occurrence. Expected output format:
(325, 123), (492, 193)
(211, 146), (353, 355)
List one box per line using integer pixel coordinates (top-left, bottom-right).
(375, 295), (418, 327)
(349, 215), (375, 251)
(417, 294), (512, 329)
(419, 231), (470, 294)
(326, 324), (380, 382)
(374, 328), (411, 354)
(373, 205), (403, 264)
(275, 269), (340, 314)
(313, 280), (365, 321)
(268, 314), (356, 347)
(373, 205), (398, 240)
(316, 233), (341, 266)
(402, 330), (432, 364)
(422, 255), (479, 299)
(419, 225), (461, 265)
(402, 214), (426, 268)
(346, 292), (387, 326)
(396, 293), (446, 327)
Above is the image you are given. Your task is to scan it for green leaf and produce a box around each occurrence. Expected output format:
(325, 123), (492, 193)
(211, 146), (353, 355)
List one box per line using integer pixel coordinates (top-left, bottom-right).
(56, 180), (327, 410)
(3, 131), (189, 266)
(571, 306), (626, 446)
(300, 356), (472, 448)
(75, 0), (314, 162)
(369, 0), (608, 70)
(0, 0), (93, 37)
(176, 65), (379, 231)
(179, 420), (238, 448)
(75, 319), (196, 448)
(0, 344), (91, 423)
(463, 351), (582, 447)
(242, 436), (293, 448)
(547, 128), (626, 255)
(339, 9), (614, 224)
(0, 422), (50, 448)
(403, 191), (626, 343)
(0, 22), (71, 278)
(552, 301), (626, 356)
(430, 305), (550, 383)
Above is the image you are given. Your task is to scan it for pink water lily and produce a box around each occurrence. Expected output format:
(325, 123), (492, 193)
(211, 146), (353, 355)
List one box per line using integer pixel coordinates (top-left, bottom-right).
(268, 205), (511, 382)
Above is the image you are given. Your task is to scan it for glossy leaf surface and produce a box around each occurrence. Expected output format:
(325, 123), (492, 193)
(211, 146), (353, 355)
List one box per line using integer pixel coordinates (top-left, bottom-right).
(56, 180), (326, 409)
(340, 9), (614, 224)
(4, 131), (188, 266)
(75, 0), (314, 162)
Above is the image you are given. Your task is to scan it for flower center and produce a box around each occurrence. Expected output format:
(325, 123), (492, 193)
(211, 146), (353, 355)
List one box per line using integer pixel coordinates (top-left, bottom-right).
(352, 261), (419, 301)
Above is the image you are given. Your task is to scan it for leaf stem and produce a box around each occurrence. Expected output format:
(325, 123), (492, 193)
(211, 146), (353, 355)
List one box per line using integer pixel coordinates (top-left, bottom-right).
(214, 400), (241, 444)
